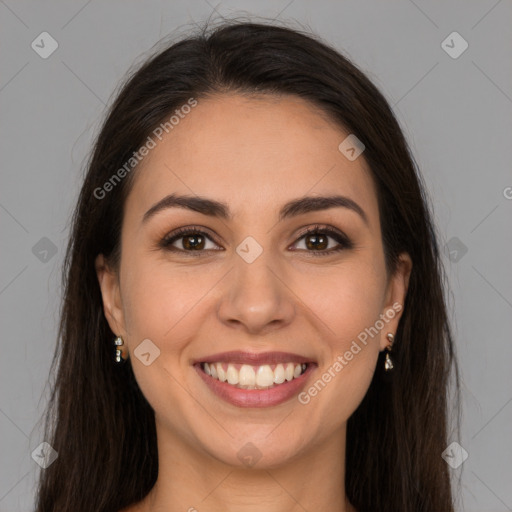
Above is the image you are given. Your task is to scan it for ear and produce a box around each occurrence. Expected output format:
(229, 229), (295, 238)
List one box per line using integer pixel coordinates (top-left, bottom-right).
(95, 254), (126, 337)
(379, 252), (413, 351)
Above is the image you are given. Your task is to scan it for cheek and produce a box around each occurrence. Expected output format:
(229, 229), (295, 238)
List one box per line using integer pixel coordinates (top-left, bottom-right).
(119, 261), (198, 424)
(120, 250), (200, 340)
(294, 260), (384, 413)
(296, 257), (386, 344)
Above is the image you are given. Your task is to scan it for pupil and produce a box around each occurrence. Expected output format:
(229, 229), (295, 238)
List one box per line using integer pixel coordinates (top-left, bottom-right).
(184, 235), (204, 250)
(306, 234), (327, 250)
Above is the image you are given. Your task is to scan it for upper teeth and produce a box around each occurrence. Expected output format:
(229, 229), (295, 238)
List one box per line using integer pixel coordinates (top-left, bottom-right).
(203, 362), (307, 388)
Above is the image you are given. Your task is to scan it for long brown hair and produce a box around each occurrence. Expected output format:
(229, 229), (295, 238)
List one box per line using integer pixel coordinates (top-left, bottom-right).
(35, 18), (460, 512)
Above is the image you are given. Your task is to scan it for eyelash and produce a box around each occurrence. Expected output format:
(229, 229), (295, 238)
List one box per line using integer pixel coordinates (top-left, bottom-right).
(159, 224), (353, 257)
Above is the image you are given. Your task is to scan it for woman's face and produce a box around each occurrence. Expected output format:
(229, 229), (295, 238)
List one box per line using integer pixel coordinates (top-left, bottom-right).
(97, 93), (411, 469)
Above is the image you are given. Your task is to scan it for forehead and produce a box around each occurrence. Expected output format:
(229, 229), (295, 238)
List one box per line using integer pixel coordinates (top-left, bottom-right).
(126, 93), (379, 228)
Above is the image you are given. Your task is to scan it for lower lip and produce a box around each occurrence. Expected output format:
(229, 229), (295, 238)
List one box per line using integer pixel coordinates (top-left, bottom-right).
(194, 363), (316, 408)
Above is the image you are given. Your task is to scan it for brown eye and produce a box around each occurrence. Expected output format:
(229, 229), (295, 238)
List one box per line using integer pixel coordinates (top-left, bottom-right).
(304, 232), (329, 251)
(291, 225), (353, 255)
(160, 224), (353, 257)
(180, 233), (206, 250)
(160, 227), (221, 254)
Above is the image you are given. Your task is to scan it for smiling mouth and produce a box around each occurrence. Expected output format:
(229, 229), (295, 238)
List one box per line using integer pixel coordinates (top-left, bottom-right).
(199, 361), (310, 390)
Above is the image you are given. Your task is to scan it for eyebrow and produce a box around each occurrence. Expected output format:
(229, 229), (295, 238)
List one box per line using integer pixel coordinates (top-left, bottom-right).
(142, 193), (369, 226)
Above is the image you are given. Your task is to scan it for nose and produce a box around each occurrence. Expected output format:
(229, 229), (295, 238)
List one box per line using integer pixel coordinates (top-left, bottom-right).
(217, 252), (296, 336)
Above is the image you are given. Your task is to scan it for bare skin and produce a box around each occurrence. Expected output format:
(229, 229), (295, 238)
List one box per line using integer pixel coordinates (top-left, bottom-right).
(96, 93), (412, 512)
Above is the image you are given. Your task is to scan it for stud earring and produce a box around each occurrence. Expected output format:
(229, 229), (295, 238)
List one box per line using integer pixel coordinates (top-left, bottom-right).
(384, 333), (394, 372)
(114, 336), (127, 363)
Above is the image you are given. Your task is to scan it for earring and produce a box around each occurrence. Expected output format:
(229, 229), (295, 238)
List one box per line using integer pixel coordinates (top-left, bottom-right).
(114, 336), (127, 363)
(384, 333), (394, 372)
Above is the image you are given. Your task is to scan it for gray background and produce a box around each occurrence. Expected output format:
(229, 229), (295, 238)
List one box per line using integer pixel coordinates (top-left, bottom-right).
(1, 1), (511, 510)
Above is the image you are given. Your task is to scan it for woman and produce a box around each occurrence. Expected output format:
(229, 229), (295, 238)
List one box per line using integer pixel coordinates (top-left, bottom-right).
(35, 19), (460, 512)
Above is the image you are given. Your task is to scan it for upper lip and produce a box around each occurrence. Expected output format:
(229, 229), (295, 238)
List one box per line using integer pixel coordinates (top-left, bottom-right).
(192, 351), (315, 366)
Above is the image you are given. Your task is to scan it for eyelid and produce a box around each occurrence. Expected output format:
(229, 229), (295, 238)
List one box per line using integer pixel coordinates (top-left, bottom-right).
(159, 225), (223, 251)
(159, 224), (353, 255)
(290, 224), (353, 253)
